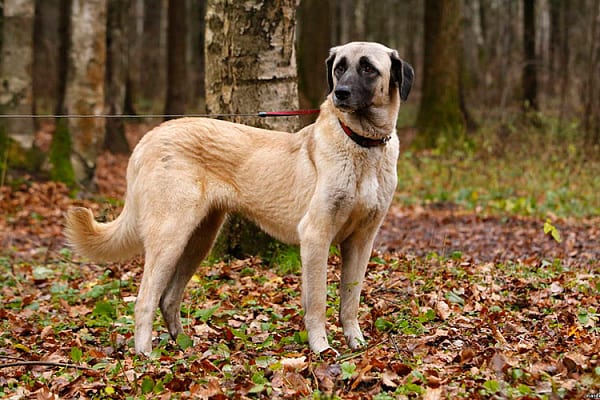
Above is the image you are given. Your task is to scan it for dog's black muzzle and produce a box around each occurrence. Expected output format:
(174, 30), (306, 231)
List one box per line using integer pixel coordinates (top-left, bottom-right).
(332, 74), (375, 112)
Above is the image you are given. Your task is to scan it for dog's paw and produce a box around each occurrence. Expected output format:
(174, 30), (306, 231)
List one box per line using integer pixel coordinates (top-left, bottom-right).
(308, 331), (331, 354)
(318, 346), (340, 359)
(347, 335), (367, 350)
(344, 325), (366, 350)
(134, 340), (153, 356)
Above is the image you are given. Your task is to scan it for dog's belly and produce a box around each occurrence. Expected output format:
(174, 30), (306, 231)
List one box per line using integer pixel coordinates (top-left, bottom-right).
(235, 183), (315, 245)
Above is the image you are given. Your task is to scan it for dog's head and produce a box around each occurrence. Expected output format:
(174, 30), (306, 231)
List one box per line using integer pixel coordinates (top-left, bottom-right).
(326, 42), (414, 113)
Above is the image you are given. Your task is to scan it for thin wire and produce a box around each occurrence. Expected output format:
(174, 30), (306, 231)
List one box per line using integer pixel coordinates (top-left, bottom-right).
(0, 110), (320, 119)
(0, 113), (262, 119)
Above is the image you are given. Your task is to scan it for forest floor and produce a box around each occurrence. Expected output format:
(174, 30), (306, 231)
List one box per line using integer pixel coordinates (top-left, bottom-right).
(1, 125), (599, 399)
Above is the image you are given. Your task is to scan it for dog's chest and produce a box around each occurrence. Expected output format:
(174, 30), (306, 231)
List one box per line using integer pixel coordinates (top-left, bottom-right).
(353, 169), (385, 218)
(334, 163), (392, 242)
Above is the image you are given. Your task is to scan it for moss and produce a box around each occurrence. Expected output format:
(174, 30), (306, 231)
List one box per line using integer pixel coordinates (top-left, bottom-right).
(0, 127), (8, 182)
(0, 123), (46, 180)
(49, 118), (76, 187)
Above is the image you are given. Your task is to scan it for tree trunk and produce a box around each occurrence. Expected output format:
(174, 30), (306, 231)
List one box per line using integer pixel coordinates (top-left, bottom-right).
(583, 0), (600, 145)
(48, 0), (72, 184)
(522, 0), (537, 111)
(557, 0), (571, 121)
(104, 0), (130, 154)
(164, 0), (187, 119)
(0, 0), (35, 149)
(64, 0), (107, 186)
(415, 0), (465, 148)
(547, 0), (560, 95)
(187, 0), (206, 110)
(33, 0), (64, 114)
(124, 0), (139, 117)
(297, 0), (331, 108)
(140, 0), (165, 110)
(205, 0), (300, 258)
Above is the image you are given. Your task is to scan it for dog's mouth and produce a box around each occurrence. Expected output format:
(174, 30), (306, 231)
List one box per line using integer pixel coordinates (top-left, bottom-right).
(333, 97), (373, 114)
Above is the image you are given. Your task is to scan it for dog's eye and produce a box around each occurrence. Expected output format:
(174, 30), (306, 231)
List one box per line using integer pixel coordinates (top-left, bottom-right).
(334, 64), (346, 75)
(361, 64), (377, 75)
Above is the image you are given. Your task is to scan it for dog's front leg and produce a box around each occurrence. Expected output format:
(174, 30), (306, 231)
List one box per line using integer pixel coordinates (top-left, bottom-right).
(298, 217), (334, 354)
(340, 228), (377, 349)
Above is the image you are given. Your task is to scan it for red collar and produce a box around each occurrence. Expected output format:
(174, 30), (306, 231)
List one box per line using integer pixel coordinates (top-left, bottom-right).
(339, 120), (391, 148)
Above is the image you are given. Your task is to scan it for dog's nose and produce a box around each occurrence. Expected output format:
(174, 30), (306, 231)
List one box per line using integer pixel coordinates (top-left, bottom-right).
(334, 87), (351, 101)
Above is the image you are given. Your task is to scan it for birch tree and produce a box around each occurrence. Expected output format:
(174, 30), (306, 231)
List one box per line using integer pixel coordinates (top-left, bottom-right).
(205, 0), (300, 133)
(0, 0), (35, 150)
(62, 0), (107, 185)
(205, 0), (300, 257)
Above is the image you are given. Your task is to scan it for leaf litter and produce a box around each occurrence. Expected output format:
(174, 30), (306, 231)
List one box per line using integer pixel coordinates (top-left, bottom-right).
(0, 151), (598, 399)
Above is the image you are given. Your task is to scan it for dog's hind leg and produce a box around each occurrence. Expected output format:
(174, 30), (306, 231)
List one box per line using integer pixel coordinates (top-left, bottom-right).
(159, 209), (226, 341)
(134, 213), (203, 355)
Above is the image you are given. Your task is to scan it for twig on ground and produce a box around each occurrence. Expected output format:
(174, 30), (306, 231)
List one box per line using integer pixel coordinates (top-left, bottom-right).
(0, 360), (93, 370)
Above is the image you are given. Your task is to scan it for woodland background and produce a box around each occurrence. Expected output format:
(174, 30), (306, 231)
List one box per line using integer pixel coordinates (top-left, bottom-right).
(0, 0), (599, 399)
(1, 0), (600, 181)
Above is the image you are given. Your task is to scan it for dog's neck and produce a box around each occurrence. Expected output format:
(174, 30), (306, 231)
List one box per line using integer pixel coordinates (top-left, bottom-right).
(339, 120), (390, 147)
(323, 95), (400, 147)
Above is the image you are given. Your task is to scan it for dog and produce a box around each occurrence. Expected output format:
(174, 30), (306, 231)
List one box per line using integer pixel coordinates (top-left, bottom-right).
(65, 42), (413, 355)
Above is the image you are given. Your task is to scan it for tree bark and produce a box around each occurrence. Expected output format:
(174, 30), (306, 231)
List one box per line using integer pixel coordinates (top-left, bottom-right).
(140, 0), (165, 109)
(64, 0), (107, 186)
(187, 0), (206, 110)
(0, 0), (35, 149)
(205, 0), (300, 258)
(522, 0), (538, 110)
(164, 0), (187, 119)
(104, 0), (130, 154)
(297, 0), (331, 108)
(33, 0), (64, 114)
(415, 0), (465, 148)
(548, 0), (560, 93)
(583, 0), (600, 145)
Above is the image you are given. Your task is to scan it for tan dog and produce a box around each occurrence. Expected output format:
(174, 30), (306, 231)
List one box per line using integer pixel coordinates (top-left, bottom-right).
(66, 42), (413, 354)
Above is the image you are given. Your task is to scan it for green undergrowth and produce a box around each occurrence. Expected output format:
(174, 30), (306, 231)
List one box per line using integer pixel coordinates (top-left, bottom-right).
(397, 112), (600, 218)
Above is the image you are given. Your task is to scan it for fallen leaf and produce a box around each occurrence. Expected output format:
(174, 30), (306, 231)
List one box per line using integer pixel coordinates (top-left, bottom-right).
(562, 352), (588, 373)
(280, 356), (307, 371)
(381, 369), (399, 388)
(435, 300), (451, 320)
(313, 363), (341, 393)
(423, 386), (442, 400)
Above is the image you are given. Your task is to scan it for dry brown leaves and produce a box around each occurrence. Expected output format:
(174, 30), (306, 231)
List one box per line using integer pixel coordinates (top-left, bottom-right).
(0, 153), (598, 398)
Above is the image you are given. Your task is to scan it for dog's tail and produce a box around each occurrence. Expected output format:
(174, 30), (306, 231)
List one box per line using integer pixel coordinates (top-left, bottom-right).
(65, 204), (143, 262)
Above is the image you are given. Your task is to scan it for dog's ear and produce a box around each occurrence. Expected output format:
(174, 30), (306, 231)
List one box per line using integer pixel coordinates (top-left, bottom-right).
(391, 52), (414, 101)
(326, 47), (338, 93)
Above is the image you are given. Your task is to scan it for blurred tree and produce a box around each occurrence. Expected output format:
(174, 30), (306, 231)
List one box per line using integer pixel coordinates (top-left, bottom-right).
(0, 0), (35, 152)
(164, 0), (187, 119)
(140, 0), (165, 110)
(205, 0), (300, 258)
(415, 0), (465, 148)
(104, 0), (131, 154)
(62, 0), (107, 186)
(583, 0), (600, 145)
(297, 0), (331, 108)
(522, 0), (537, 110)
(188, 0), (206, 110)
(33, 0), (64, 114)
(548, 0), (560, 95)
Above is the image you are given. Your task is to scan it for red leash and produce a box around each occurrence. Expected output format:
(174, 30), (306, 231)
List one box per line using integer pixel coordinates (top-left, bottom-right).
(258, 109), (320, 117)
